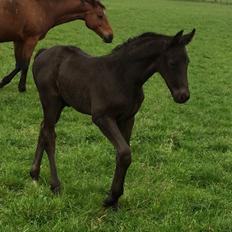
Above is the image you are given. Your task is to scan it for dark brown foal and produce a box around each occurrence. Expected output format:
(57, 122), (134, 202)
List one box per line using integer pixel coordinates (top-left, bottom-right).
(0, 0), (113, 92)
(30, 29), (195, 208)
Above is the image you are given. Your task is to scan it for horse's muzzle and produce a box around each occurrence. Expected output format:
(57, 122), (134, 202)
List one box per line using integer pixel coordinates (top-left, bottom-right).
(103, 34), (113, 43)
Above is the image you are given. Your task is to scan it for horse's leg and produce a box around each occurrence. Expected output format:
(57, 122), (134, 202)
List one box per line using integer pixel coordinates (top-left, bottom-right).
(30, 96), (64, 193)
(18, 37), (38, 92)
(93, 116), (133, 208)
(0, 42), (22, 89)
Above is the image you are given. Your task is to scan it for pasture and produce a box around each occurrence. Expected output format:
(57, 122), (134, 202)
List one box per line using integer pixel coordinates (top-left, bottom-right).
(0, 0), (232, 231)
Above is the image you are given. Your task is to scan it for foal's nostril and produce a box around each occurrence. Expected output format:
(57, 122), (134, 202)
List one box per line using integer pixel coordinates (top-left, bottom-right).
(179, 92), (190, 103)
(173, 90), (190, 104)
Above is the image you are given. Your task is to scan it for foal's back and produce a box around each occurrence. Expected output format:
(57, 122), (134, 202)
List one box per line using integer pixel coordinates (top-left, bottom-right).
(34, 45), (144, 118)
(33, 46), (101, 115)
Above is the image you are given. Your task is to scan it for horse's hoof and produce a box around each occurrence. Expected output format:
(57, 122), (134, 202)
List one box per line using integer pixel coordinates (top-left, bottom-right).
(51, 183), (61, 195)
(30, 169), (40, 181)
(103, 196), (118, 209)
(0, 81), (4, 88)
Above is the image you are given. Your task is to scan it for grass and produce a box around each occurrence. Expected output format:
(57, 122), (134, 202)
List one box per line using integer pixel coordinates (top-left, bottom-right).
(175, 0), (232, 4)
(0, 0), (232, 231)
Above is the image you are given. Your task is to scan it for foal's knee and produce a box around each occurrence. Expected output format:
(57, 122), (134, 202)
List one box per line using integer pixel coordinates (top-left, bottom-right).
(117, 146), (131, 167)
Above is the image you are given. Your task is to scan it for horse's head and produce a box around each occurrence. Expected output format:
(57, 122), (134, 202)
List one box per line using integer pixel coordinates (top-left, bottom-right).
(158, 29), (195, 104)
(83, 0), (113, 43)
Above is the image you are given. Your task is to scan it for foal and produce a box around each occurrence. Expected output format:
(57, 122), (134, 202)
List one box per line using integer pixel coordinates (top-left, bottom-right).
(30, 29), (195, 207)
(0, 0), (113, 92)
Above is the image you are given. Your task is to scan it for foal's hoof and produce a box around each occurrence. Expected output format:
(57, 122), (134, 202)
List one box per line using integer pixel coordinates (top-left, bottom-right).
(18, 85), (26, 92)
(51, 183), (61, 195)
(30, 169), (40, 181)
(103, 196), (118, 209)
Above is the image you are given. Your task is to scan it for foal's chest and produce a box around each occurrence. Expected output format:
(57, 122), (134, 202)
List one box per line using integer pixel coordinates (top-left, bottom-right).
(126, 90), (144, 116)
(113, 89), (144, 119)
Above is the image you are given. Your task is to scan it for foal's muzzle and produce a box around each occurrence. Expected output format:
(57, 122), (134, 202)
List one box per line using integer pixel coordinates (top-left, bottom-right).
(173, 89), (190, 104)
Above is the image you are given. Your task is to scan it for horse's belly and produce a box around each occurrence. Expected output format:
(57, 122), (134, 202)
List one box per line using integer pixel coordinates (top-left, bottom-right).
(0, 15), (22, 41)
(0, 29), (21, 41)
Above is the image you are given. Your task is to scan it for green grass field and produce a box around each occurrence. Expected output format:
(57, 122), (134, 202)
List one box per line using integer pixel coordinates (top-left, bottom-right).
(0, 0), (232, 231)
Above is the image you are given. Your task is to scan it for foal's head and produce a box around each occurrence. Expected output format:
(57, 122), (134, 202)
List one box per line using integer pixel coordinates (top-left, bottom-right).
(83, 0), (113, 43)
(158, 29), (195, 104)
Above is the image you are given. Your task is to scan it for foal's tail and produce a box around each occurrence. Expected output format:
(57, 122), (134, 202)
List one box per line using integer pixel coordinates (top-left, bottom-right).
(34, 48), (47, 60)
(33, 48), (48, 82)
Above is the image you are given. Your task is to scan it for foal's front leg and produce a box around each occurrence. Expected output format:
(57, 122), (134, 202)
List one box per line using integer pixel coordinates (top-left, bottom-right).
(93, 116), (132, 208)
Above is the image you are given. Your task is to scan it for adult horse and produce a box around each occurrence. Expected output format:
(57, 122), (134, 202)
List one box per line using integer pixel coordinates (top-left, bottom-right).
(30, 29), (195, 208)
(0, 0), (113, 92)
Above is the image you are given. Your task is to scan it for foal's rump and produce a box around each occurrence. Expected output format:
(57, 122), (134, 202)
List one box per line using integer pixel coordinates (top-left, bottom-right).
(33, 45), (93, 87)
(34, 48), (47, 59)
(32, 45), (95, 115)
(33, 45), (86, 80)
(32, 46), (67, 86)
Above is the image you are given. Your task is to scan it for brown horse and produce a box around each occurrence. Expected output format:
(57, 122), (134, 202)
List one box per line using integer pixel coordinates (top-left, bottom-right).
(0, 0), (113, 92)
(30, 29), (195, 208)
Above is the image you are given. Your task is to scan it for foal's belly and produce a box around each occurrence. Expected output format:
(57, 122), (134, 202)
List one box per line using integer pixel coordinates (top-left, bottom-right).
(69, 95), (92, 115)
(58, 80), (92, 115)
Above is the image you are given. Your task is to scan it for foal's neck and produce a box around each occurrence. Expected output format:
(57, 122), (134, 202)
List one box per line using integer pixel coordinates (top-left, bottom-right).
(115, 44), (165, 87)
(132, 58), (158, 87)
(110, 36), (168, 87)
(49, 0), (86, 26)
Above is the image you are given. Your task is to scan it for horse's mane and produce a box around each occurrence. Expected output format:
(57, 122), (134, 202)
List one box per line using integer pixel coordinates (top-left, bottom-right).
(112, 32), (169, 54)
(83, 0), (105, 9)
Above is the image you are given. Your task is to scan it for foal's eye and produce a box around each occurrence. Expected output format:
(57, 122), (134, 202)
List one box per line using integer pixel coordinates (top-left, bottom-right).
(168, 61), (176, 68)
(98, 15), (104, 19)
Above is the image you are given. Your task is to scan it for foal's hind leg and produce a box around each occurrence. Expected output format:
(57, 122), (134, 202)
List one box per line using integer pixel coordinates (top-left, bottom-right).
(93, 116), (134, 208)
(30, 120), (46, 181)
(30, 96), (64, 193)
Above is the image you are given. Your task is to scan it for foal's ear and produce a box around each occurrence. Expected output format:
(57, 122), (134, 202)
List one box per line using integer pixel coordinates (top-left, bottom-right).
(180, 29), (196, 46)
(170, 30), (184, 46)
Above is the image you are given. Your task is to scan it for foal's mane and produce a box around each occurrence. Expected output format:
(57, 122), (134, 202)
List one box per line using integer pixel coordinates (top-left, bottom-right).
(112, 32), (170, 54)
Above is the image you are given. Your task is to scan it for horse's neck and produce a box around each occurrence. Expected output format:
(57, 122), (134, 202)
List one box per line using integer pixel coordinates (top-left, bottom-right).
(48, 0), (85, 26)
